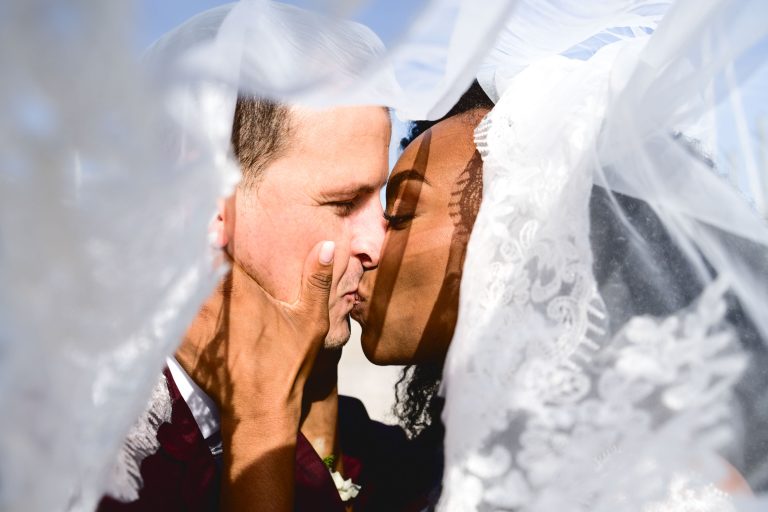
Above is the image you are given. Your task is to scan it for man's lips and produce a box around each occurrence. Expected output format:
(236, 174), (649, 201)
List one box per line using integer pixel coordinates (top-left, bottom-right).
(341, 290), (361, 305)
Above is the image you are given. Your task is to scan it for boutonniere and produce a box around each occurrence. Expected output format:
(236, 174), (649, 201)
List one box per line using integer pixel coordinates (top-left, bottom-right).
(323, 455), (361, 502)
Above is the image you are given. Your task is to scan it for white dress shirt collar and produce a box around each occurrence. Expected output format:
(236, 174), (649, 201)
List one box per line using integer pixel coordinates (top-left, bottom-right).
(165, 357), (221, 440)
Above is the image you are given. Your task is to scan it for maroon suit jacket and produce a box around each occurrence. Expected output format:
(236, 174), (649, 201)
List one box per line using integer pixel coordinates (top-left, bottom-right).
(98, 370), (440, 511)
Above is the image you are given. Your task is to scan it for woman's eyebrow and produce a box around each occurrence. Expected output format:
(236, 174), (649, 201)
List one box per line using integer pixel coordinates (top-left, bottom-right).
(387, 169), (431, 191)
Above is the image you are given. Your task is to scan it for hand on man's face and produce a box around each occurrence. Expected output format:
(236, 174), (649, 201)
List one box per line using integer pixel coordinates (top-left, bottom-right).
(176, 240), (336, 512)
(180, 240), (337, 418)
(226, 105), (390, 349)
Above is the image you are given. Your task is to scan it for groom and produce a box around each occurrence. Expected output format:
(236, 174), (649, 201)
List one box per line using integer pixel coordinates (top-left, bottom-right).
(183, 97), (396, 510)
(98, 93), (416, 510)
(183, 97), (392, 509)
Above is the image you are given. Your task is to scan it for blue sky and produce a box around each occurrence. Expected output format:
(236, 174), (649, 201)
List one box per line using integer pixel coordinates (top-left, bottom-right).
(135, 0), (419, 50)
(136, 0), (230, 49)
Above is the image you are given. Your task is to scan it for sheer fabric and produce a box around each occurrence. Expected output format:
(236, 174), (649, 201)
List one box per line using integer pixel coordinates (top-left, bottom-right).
(145, 0), (517, 119)
(2, 0), (767, 510)
(1, 1), (512, 509)
(441, 0), (768, 510)
(0, 2), (233, 510)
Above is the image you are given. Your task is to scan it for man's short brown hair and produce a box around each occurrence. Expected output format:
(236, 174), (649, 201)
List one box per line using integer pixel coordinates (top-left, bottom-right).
(230, 96), (291, 187)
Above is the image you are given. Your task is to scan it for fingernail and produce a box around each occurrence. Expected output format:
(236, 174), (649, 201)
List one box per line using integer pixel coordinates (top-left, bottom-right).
(319, 241), (335, 265)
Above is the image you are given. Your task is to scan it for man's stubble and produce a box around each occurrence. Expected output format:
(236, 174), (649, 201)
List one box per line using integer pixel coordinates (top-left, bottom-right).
(324, 266), (364, 349)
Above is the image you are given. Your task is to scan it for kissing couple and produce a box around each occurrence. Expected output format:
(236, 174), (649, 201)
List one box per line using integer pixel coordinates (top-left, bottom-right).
(100, 1), (768, 511)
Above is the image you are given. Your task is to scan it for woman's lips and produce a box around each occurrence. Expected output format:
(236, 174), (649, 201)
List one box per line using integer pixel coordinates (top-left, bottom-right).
(350, 291), (367, 320)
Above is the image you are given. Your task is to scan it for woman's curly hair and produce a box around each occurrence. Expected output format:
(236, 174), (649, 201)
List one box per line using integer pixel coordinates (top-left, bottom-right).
(393, 363), (445, 439)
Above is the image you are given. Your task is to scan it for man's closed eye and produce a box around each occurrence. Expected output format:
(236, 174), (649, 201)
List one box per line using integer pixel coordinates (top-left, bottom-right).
(327, 199), (357, 216)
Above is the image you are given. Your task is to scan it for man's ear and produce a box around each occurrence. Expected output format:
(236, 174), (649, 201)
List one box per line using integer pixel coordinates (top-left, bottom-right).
(210, 197), (232, 249)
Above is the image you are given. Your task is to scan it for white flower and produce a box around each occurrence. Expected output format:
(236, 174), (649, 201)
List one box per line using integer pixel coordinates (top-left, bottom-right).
(330, 470), (361, 502)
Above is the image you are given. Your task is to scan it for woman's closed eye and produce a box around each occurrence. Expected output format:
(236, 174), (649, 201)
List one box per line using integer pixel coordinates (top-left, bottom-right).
(383, 210), (415, 229)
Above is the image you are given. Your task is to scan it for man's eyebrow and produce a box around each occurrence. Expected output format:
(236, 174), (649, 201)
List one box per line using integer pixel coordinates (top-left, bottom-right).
(387, 169), (430, 191)
(322, 184), (378, 198)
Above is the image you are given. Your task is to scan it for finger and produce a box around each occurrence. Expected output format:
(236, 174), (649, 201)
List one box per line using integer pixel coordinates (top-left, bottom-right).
(295, 240), (335, 320)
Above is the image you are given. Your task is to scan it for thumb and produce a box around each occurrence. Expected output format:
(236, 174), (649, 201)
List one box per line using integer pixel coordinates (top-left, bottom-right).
(296, 240), (335, 319)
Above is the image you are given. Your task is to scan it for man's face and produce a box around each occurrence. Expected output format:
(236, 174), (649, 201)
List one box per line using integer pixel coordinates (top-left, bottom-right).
(225, 106), (390, 348)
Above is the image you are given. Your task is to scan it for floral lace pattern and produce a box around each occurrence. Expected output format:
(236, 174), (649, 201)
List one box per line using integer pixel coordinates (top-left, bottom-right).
(440, 44), (747, 512)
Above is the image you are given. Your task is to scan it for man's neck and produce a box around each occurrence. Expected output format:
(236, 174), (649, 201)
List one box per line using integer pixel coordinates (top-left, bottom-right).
(300, 348), (342, 471)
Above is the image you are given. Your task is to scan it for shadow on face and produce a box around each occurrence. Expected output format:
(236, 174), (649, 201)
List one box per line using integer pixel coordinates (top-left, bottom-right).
(353, 108), (488, 365)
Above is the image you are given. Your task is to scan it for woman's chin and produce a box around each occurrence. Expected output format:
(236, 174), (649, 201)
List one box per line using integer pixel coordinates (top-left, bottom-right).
(360, 329), (408, 366)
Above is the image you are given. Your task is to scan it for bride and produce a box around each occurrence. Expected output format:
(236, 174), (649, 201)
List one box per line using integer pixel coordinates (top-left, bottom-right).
(355, 4), (768, 512)
(356, 78), (766, 509)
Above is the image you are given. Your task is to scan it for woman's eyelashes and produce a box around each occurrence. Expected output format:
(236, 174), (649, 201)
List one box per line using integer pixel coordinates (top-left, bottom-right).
(383, 210), (415, 229)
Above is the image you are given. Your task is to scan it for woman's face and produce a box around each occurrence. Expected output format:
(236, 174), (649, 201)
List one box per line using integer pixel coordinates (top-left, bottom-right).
(352, 109), (488, 365)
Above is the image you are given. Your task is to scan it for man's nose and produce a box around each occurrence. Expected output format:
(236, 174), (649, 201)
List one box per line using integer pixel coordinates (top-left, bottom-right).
(351, 197), (386, 270)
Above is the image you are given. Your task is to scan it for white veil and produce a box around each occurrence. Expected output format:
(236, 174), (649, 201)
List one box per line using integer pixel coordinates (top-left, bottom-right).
(1, 0), (767, 510)
(0, 1), (512, 509)
(442, 0), (768, 510)
(0, 2), (235, 510)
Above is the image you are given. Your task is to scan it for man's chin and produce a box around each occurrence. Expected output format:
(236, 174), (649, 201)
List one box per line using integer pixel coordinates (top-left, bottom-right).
(323, 315), (351, 350)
